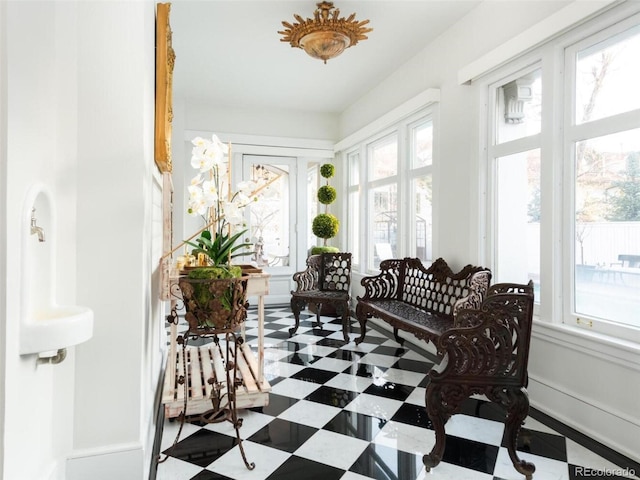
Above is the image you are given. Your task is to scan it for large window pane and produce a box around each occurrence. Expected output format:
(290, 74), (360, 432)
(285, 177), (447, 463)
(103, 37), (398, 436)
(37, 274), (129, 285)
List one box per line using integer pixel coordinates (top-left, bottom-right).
(495, 149), (541, 298)
(347, 152), (360, 264)
(576, 25), (640, 124)
(413, 122), (433, 168)
(370, 184), (397, 269)
(307, 166), (318, 252)
(574, 129), (640, 326)
(348, 191), (360, 265)
(248, 163), (290, 267)
(369, 135), (397, 180)
(348, 151), (359, 186)
(412, 175), (432, 262)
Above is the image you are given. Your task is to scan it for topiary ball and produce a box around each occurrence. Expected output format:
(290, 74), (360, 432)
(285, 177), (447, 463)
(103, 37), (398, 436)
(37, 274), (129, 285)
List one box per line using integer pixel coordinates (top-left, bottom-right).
(317, 185), (337, 204)
(312, 213), (339, 239)
(320, 164), (335, 179)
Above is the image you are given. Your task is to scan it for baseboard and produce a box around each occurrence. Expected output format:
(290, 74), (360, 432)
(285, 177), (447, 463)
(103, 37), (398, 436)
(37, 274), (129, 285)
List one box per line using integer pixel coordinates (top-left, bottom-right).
(66, 443), (143, 480)
(528, 377), (640, 467)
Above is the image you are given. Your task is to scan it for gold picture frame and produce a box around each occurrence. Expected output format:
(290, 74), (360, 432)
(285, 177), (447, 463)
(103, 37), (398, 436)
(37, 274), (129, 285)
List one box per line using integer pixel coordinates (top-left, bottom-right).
(154, 3), (175, 173)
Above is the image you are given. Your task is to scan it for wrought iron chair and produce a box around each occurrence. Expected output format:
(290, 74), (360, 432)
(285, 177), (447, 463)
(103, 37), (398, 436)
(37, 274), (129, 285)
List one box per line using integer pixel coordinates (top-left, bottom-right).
(290, 252), (352, 342)
(424, 281), (536, 479)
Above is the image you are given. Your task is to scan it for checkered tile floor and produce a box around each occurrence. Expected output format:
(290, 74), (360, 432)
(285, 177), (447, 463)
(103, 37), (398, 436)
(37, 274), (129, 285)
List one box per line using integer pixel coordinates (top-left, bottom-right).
(156, 307), (638, 480)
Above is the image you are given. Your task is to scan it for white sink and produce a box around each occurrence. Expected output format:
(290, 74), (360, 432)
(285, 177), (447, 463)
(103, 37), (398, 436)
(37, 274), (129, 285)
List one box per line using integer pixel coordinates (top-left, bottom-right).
(20, 305), (94, 355)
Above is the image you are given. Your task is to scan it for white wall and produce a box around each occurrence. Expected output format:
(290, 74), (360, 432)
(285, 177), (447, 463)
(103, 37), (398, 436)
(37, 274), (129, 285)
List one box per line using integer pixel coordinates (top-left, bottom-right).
(183, 101), (339, 141)
(0, 0), (6, 475)
(70, 2), (160, 479)
(1, 2), (161, 479)
(2, 2), (79, 478)
(340, 0), (640, 463)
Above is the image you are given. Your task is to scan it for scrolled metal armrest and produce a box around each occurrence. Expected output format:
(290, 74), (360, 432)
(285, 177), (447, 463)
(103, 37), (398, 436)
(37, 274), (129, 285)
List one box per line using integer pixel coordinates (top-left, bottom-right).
(359, 271), (399, 300)
(431, 307), (514, 380)
(292, 268), (319, 293)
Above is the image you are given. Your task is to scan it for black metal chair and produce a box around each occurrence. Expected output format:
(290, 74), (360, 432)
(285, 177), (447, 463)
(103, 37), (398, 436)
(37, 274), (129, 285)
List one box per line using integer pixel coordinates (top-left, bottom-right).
(290, 252), (352, 342)
(424, 281), (536, 479)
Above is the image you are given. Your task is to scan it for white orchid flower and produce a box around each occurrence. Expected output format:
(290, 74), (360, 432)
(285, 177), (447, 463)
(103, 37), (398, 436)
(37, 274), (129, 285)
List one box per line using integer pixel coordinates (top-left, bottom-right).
(203, 143), (225, 168)
(192, 136), (208, 147)
(236, 180), (257, 196)
(216, 162), (228, 178)
(210, 134), (229, 154)
(191, 151), (215, 172)
(223, 202), (245, 227)
(233, 191), (252, 207)
(187, 197), (207, 216)
(190, 174), (203, 186)
(202, 180), (219, 205)
(188, 184), (203, 201)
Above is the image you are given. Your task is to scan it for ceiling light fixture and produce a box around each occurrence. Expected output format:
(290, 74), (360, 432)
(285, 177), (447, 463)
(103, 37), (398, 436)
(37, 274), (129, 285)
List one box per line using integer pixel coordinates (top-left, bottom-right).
(279, 1), (372, 64)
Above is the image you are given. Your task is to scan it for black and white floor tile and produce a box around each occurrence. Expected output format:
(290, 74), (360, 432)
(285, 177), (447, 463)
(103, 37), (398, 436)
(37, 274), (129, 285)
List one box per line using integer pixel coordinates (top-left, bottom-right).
(156, 307), (639, 480)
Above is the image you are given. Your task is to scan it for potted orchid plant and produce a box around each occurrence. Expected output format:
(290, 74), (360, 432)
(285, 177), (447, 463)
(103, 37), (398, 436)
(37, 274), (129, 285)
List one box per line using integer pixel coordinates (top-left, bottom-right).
(178, 134), (260, 330)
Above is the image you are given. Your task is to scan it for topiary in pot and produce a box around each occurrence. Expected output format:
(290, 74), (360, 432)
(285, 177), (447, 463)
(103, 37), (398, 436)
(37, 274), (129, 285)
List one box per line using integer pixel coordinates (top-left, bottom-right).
(312, 163), (340, 253)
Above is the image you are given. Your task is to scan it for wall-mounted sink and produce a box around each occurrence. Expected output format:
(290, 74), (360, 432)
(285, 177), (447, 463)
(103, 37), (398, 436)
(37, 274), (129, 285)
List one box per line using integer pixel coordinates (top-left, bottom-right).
(20, 305), (94, 355)
(20, 184), (94, 356)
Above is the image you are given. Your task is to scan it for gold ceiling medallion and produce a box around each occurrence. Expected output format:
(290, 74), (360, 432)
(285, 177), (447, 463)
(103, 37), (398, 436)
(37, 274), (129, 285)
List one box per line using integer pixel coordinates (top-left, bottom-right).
(279, 1), (372, 64)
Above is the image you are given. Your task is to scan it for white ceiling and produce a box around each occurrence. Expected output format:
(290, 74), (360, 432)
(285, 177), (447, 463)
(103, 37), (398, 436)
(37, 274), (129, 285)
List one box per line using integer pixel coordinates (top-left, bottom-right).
(169, 1), (481, 114)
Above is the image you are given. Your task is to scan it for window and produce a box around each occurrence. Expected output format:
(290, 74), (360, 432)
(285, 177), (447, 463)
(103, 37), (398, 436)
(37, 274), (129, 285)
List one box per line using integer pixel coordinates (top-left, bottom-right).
(369, 134), (398, 269)
(488, 68), (542, 300)
(410, 121), (433, 262)
(346, 152), (360, 265)
(567, 22), (640, 333)
(344, 109), (434, 272)
(485, 7), (640, 339)
(244, 156), (295, 269)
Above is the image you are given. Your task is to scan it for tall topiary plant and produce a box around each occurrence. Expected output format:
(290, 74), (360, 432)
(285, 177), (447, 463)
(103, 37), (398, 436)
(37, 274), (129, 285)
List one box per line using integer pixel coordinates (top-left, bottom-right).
(311, 163), (340, 254)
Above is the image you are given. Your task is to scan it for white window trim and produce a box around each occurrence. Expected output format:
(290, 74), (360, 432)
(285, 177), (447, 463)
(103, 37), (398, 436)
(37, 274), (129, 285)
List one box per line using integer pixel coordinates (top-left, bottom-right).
(335, 89), (440, 152)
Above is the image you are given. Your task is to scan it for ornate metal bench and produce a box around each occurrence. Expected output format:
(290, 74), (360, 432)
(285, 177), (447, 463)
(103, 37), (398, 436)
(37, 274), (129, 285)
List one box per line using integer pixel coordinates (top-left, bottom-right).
(424, 281), (536, 479)
(290, 252), (352, 342)
(355, 257), (491, 346)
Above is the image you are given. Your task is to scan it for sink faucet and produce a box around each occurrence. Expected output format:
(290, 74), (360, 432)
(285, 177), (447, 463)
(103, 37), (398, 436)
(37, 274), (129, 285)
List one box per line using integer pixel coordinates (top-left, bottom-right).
(30, 208), (45, 242)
